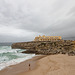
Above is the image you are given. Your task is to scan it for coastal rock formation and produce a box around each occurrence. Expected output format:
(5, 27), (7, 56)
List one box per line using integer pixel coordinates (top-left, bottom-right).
(12, 40), (75, 56)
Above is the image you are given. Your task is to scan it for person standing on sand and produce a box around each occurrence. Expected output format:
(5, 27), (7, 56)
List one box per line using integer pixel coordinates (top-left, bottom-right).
(29, 64), (30, 70)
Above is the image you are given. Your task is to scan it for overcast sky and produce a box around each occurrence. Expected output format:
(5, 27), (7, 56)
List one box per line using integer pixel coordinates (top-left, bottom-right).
(0, 0), (75, 42)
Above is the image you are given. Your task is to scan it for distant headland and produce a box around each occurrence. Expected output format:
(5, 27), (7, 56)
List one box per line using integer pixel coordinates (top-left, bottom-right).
(12, 35), (75, 56)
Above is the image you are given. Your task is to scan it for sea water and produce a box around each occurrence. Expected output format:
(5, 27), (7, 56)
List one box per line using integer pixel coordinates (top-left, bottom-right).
(0, 46), (35, 70)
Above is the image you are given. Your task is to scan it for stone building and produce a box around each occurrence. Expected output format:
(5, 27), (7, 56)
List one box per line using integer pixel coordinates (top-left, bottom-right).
(34, 35), (62, 41)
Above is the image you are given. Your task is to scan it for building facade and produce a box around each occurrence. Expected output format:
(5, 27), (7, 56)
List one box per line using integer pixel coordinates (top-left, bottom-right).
(34, 35), (62, 41)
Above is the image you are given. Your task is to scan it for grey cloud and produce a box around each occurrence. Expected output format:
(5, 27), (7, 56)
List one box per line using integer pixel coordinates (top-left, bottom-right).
(67, 6), (75, 17)
(0, 0), (75, 42)
(0, 34), (33, 42)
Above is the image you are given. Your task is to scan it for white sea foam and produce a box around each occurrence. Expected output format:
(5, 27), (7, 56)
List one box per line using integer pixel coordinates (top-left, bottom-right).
(0, 50), (17, 54)
(0, 46), (20, 54)
(0, 54), (35, 70)
(0, 56), (9, 62)
(0, 46), (35, 71)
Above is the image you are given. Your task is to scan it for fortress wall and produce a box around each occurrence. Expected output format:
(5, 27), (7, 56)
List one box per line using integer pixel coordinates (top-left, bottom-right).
(34, 35), (62, 41)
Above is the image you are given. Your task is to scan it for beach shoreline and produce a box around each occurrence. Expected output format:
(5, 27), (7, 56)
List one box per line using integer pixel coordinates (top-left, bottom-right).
(0, 54), (75, 75)
(0, 55), (46, 75)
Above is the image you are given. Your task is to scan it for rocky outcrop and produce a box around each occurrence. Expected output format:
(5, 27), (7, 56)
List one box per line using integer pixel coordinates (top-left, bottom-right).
(11, 40), (75, 56)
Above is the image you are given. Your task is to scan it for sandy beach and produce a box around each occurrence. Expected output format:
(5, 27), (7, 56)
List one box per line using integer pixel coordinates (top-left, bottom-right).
(0, 54), (75, 75)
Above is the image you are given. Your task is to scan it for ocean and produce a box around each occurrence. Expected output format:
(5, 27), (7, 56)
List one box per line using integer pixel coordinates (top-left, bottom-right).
(0, 45), (35, 70)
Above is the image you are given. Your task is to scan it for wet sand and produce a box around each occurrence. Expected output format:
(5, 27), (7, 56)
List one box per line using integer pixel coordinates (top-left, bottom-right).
(0, 55), (46, 75)
(0, 54), (75, 75)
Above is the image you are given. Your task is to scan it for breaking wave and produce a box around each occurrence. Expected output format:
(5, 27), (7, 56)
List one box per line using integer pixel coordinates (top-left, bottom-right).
(0, 46), (35, 70)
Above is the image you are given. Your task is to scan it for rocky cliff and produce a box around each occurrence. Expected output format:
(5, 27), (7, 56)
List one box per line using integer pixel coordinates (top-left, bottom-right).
(11, 40), (75, 56)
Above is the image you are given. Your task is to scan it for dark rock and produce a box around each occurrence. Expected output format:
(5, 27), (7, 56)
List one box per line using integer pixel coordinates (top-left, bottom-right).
(68, 51), (75, 56)
(11, 40), (75, 56)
